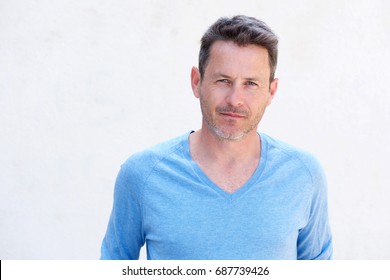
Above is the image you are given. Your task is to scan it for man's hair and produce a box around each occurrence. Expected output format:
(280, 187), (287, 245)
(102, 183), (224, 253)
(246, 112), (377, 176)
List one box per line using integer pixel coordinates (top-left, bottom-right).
(199, 15), (278, 82)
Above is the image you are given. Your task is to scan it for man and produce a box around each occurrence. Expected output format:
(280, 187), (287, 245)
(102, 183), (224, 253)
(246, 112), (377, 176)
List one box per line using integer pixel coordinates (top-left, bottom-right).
(101, 15), (333, 260)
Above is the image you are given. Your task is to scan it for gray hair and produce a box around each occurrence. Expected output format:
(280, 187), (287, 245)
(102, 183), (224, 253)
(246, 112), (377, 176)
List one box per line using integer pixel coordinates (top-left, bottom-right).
(199, 15), (278, 82)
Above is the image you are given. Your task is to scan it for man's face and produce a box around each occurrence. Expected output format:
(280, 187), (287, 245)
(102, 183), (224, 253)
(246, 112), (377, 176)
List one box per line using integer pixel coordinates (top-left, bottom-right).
(191, 41), (278, 141)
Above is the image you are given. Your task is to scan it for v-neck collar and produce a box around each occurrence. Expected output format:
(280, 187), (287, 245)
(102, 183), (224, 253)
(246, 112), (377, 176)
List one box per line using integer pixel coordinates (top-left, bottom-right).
(182, 131), (268, 202)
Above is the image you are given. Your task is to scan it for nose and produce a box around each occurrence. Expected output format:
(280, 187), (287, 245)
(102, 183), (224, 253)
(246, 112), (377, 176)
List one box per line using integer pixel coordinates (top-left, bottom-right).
(226, 84), (244, 107)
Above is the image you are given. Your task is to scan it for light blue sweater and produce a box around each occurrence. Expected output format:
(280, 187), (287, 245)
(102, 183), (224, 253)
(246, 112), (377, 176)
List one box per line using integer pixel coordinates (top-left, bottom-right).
(101, 132), (332, 260)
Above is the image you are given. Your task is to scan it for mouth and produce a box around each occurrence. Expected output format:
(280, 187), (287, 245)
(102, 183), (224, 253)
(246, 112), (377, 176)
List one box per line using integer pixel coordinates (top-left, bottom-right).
(220, 112), (246, 118)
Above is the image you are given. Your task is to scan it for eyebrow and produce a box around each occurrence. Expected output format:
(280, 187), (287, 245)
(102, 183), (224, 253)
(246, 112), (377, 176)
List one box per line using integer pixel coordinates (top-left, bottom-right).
(213, 73), (232, 79)
(213, 72), (262, 82)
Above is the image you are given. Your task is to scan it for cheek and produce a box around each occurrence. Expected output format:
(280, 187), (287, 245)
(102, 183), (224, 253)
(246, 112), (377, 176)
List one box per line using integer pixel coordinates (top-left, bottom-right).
(256, 92), (273, 105)
(199, 94), (212, 114)
(199, 90), (218, 108)
(251, 97), (270, 113)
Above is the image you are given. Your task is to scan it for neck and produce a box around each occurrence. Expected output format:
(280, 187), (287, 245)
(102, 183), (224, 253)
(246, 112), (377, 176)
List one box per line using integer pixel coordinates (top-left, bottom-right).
(189, 127), (261, 165)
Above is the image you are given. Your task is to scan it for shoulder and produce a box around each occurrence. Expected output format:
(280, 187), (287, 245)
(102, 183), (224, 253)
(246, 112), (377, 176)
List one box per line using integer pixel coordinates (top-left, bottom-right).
(119, 132), (189, 181)
(262, 133), (323, 169)
(261, 133), (327, 190)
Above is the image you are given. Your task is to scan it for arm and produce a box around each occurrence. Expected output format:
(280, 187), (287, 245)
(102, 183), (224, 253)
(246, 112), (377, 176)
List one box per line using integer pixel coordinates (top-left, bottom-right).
(100, 162), (145, 260)
(297, 158), (333, 260)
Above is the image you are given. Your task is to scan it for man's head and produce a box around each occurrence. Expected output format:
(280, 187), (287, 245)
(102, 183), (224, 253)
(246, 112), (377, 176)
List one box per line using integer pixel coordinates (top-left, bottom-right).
(198, 15), (278, 83)
(191, 16), (279, 142)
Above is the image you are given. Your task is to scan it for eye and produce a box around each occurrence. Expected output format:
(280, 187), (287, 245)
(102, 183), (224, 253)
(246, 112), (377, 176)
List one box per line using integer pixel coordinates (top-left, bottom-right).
(216, 78), (231, 84)
(245, 81), (258, 87)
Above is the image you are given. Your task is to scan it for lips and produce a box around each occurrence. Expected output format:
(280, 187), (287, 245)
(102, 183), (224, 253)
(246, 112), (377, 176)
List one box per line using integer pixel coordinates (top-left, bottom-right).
(220, 112), (245, 118)
(216, 105), (249, 120)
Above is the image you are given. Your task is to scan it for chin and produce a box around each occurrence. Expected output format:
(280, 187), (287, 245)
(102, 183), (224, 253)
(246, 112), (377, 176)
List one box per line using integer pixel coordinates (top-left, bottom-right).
(212, 127), (247, 142)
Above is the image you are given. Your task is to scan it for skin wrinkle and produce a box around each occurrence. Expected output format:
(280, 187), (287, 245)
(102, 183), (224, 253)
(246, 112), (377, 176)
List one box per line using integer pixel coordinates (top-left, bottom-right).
(193, 41), (277, 142)
(189, 41), (278, 193)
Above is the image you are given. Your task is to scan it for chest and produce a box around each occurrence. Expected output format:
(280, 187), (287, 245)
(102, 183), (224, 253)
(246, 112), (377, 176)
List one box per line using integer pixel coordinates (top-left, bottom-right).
(141, 177), (309, 259)
(197, 160), (259, 193)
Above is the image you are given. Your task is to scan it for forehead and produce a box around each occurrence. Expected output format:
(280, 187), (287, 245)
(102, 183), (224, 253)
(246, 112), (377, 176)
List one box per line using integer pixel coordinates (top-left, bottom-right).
(207, 41), (270, 78)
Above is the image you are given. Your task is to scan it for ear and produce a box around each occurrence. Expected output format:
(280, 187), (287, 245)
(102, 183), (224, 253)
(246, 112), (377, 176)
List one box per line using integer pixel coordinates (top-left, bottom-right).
(267, 78), (278, 106)
(191, 66), (201, 98)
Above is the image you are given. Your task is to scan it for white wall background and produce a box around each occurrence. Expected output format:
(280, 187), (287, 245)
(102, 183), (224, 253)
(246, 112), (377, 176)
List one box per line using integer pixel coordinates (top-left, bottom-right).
(1, 0), (389, 259)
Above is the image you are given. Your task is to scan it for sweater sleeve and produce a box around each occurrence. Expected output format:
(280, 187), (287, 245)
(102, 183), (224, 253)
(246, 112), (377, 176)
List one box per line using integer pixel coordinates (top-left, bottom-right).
(297, 156), (333, 260)
(100, 160), (145, 260)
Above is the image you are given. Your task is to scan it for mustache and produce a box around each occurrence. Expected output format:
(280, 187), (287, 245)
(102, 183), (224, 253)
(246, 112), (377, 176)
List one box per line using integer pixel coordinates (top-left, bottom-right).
(216, 105), (249, 116)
